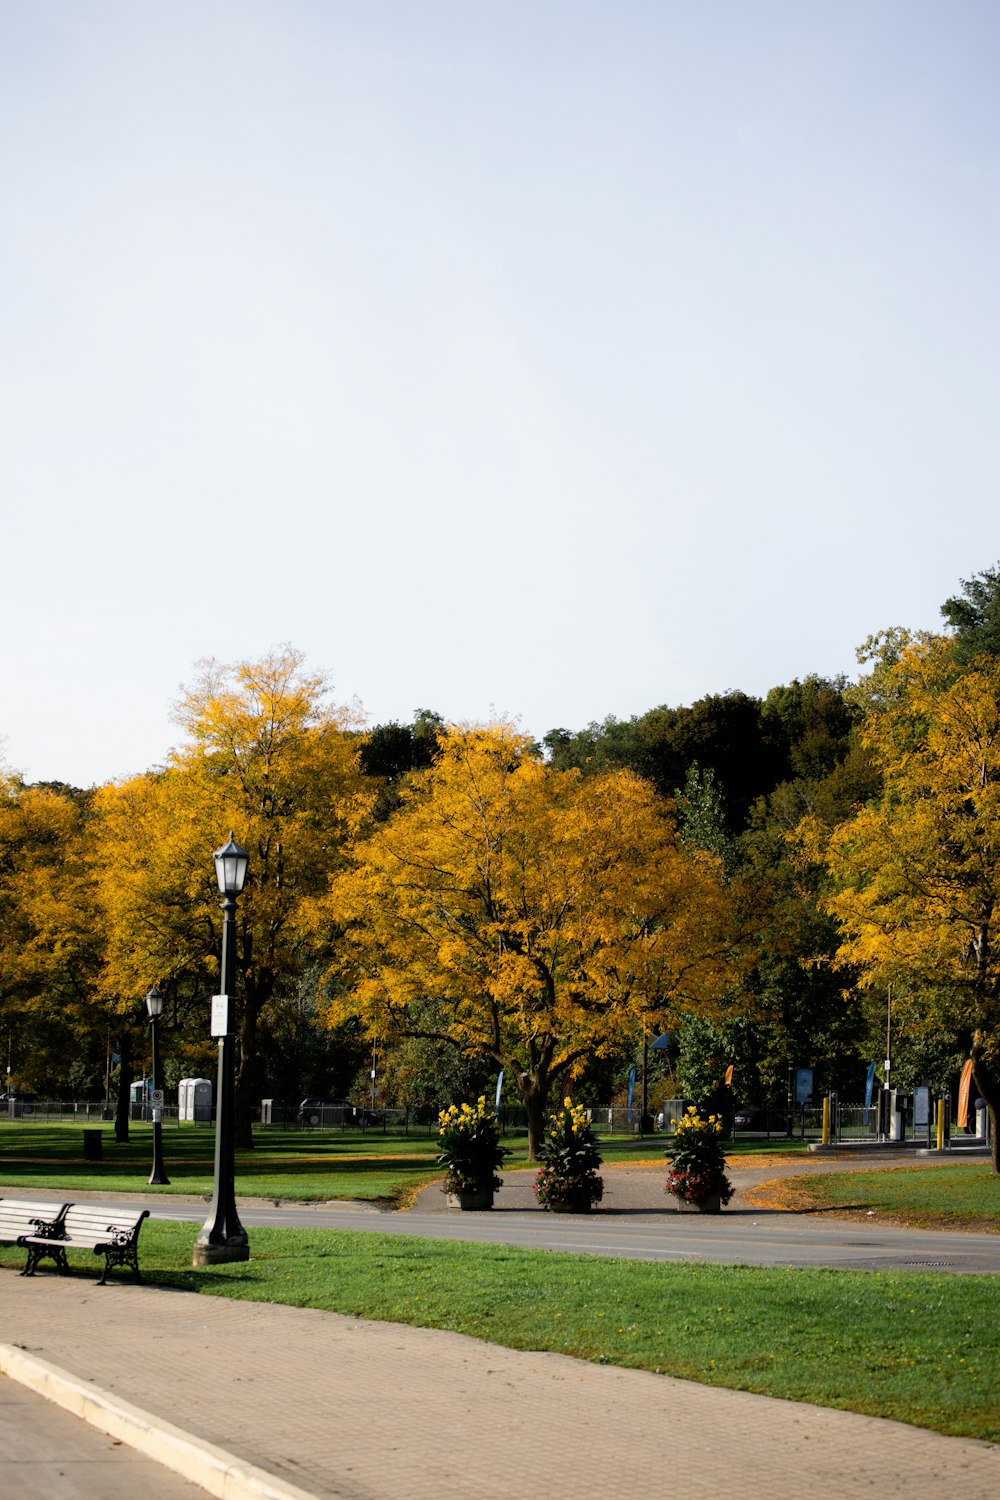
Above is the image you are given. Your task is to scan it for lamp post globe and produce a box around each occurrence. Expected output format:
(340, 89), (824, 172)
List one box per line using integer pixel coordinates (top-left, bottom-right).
(213, 834), (250, 899)
(193, 835), (250, 1266)
(145, 985), (170, 1186)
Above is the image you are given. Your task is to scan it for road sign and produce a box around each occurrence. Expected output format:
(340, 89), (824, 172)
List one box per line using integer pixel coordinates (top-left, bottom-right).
(211, 994), (230, 1037)
(150, 1088), (165, 1108)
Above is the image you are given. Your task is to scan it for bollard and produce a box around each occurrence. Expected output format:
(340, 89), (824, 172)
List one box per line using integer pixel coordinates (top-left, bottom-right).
(936, 1098), (945, 1151)
(822, 1095), (830, 1146)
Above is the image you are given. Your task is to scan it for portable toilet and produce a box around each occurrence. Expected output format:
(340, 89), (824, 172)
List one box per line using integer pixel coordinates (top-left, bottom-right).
(130, 1078), (150, 1120)
(179, 1077), (213, 1123)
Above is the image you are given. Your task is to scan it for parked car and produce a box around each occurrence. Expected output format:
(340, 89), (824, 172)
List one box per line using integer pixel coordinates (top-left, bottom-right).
(734, 1105), (787, 1131)
(296, 1098), (379, 1126)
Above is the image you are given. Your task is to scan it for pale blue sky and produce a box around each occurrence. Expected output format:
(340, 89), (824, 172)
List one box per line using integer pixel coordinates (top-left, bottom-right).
(2, 1), (998, 785)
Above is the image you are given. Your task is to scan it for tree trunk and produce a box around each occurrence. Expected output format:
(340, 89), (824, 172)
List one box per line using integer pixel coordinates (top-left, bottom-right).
(235, 996), (262, 1150)
(971, 1039), (999, 1174)
(520, 1075), (552, 1161)
(114, 1031), (132, 1144)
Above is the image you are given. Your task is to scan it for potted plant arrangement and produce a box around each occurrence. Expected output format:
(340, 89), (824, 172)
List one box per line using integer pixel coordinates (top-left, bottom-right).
(664, 1105), (734, 1213)
(438, 1096), (507, 1210)
(533, 1098), (604, 1213)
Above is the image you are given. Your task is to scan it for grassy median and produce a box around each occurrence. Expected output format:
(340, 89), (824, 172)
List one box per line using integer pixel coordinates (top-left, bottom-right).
(767, 1162), (1000, 1231)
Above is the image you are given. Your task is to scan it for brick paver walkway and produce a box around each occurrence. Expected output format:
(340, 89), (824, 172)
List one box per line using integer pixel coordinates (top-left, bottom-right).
(1, 1266), (997, 1499)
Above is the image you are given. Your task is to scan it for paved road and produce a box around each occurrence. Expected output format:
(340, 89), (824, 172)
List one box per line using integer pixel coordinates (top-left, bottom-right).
(146, 1199), (1000, 1273)
(4, 1150), (997, 1273)
(0, 1373), (206, 1500)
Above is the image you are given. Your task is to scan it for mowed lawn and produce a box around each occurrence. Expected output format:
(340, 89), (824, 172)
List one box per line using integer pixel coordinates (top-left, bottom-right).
(0, 1121), (445, 1202)
(777, 1161), (1000, 1230)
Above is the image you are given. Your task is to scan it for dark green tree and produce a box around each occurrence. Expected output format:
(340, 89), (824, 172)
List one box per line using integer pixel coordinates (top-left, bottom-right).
(545, 691), (781, 832)
(941, 563), (1000, 661)
(360, 711), (443, 820)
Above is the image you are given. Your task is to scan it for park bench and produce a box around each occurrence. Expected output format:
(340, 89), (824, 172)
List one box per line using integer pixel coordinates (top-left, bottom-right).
(15, 1201), (149, 1285)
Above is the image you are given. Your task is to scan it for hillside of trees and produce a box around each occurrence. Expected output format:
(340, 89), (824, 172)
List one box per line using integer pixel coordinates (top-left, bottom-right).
(3, 565), (999, 1163)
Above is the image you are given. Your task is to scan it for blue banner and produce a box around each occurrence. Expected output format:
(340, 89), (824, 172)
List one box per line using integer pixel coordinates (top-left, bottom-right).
(495, 1071), (504, 1112)
(627, 1065), (637, 1123)
(864, 1062), (876, 1112)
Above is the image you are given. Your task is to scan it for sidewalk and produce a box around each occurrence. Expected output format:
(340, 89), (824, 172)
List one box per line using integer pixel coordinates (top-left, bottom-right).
(2, 1266), (998, 1500)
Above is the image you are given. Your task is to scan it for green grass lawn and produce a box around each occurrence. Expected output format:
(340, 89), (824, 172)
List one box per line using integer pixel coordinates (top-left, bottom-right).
(1, 1218), (996, 1443)
(0, 1122), (444, 1202)
(779, 1162), (1000, 1229)
(0, 1122), (805, 1203)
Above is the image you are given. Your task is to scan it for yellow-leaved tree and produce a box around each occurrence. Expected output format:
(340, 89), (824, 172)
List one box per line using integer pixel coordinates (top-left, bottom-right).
(92, 649), (369, 1144)
(810, 636), (1000, 1169)
(319, 723), (743, 1158)
(0, 775), (102, 1093)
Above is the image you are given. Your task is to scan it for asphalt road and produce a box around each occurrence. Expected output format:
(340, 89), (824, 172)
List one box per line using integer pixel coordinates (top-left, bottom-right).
(136, 1195), (1000, 1272)
(4, 1149), (998, 1275)
(0, 1375), (206, 1500)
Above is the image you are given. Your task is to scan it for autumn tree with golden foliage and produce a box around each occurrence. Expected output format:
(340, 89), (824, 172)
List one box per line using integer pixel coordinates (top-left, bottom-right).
(0, 776), (103, 1093)
(321, 723), (743, 1158)
(92, 650), (368, 1144)
(809, 637), (1000, 1169)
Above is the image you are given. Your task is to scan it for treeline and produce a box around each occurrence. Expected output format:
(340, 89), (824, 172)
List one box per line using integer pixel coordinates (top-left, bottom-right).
(1, 566), (999, 1162)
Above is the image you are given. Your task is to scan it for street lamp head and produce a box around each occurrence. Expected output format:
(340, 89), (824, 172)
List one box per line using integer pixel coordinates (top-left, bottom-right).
(213, 834), (250, 897)
(145, 985), (164, 1020)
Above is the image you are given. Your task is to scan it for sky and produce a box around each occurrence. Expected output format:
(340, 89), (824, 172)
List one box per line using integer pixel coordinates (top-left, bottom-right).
(2, 1), (999, 787)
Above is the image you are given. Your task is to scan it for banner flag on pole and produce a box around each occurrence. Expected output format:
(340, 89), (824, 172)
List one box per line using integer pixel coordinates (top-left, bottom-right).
(495, 1071), (504, 1112)
(724, 1065), (734, 1087)
(627, 1065), (637, 1123)
(957, 1059), (974, 1128)
(864, 1062), (876, 1112)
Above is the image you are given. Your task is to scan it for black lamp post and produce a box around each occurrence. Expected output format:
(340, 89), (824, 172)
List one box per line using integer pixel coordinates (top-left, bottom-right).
(193, 834), (250, 1266)
(145, 985), (170, 1185)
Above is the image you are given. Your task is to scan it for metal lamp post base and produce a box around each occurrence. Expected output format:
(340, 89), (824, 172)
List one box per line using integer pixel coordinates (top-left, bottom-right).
(192, 1235), (250, 1267)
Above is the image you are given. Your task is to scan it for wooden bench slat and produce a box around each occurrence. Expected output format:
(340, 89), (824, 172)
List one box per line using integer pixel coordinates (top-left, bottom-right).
(0, 1200), (71, 1242)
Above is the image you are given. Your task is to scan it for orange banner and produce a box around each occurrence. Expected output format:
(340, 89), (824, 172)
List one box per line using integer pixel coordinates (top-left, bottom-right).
(957, 1058), (974, 1128)
(724, 1065), (733, 1087)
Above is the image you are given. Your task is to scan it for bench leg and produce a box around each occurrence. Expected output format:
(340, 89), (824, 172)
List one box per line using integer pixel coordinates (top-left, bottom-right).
(97, 1241), (142, 1286)
(21, 1243), (70, 1277)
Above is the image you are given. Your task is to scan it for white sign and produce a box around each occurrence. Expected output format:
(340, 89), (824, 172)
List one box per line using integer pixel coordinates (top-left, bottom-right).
(210, 994), (231, 1037)
(150, 1088), (165, 1107)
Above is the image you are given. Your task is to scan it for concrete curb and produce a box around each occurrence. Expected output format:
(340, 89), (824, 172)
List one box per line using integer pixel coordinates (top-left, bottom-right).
(0, 1343), (320, 1500)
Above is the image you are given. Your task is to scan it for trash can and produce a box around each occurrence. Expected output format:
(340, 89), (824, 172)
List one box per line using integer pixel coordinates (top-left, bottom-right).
(82, 1129), (102, 1161)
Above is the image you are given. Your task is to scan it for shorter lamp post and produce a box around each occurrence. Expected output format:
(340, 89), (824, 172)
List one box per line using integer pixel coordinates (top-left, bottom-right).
(145, 985), (170, 1185)
(193, 834), (250, 1266)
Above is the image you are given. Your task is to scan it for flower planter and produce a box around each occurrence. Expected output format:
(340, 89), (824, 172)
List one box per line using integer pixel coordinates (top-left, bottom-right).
(438, 1100), (506, 1210)
(669, 1192), (722, 1214)
(446, 1185), (494, 1211)
(547, 1197), (593, 1214)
